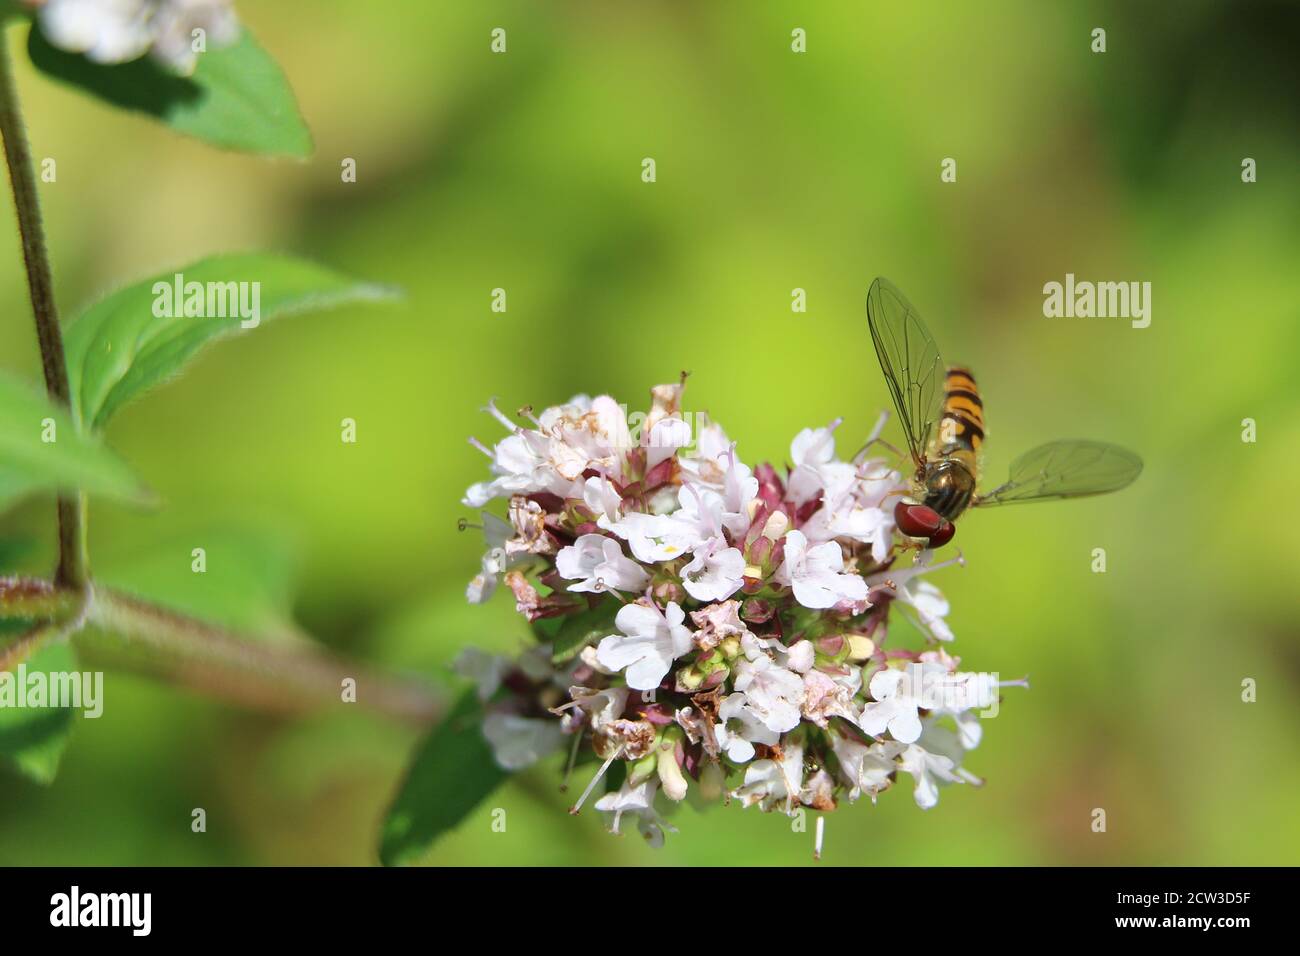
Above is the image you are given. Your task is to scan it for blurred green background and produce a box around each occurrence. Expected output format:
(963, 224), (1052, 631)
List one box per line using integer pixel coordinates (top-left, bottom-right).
(2, 0), (1298, 865)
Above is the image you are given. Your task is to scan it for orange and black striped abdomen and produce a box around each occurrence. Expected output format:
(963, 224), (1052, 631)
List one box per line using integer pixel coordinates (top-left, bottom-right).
(937, 366), (984, 457)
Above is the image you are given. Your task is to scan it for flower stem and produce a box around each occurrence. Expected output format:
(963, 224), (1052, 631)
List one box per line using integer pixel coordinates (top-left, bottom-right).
(83, 589), (443, 727)
(0, 575), (73, 619)
(0, 31), (86, 589)
(1, 573), (444, 726)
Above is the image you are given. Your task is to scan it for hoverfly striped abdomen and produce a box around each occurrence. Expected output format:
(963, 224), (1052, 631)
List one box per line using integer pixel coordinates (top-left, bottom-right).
(937, 366), (984, 456)
(920, 366), (983, 521)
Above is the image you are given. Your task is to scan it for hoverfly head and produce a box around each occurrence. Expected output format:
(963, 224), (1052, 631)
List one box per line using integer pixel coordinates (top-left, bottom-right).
(893, 500), (956, 549)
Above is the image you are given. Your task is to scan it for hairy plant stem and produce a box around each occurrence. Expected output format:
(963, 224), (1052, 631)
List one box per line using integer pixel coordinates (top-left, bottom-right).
(0, 32), (86, 589)
(0, 575), (70, 619)
(0, 578), (443, 726)
(83, 590), (442, 726)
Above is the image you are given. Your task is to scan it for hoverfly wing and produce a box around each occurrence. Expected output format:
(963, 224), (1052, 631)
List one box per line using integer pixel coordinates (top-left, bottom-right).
(973, 440), (1142, 507)
(866, 277), (945, 470)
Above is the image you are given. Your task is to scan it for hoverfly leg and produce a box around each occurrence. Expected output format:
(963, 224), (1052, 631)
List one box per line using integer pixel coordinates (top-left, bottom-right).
(851, 409), (904, 465)
(852, 435), (904, 466)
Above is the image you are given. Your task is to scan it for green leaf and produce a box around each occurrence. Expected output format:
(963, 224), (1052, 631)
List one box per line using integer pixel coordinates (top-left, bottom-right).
(0, 537), (34, 572)
(547, 600), (619, 664)
(27, 26), (312, 157)
(64, 253), (397, 432)
(0, 469), (40, 517)
(0, 374), (150, 512)
(379, 689), (508, 866)
(0, 635), (80, 785)
(95, 526), (301, 638)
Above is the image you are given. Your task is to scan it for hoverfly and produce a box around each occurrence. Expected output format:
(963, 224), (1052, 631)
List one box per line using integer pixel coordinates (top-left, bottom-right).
(865, 277), (1143, 548)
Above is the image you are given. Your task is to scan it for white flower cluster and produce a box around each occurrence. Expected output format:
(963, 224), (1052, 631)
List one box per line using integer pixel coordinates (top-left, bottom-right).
(29, 0), (239, 73)
(457, 383), (1021, 848)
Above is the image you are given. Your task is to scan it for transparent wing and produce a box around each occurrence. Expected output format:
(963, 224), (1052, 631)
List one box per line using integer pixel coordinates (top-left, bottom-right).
(974, 440), (1143, 507)
(866, 277), (945, 468)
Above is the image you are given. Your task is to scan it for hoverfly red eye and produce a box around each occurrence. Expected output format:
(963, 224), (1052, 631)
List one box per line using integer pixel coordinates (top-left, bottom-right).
(894, 501), (944, 538)
(927, 520), (956, 548)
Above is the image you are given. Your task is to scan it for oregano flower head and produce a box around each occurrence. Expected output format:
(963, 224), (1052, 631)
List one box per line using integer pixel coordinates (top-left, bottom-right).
(459, 382), (1024, 851)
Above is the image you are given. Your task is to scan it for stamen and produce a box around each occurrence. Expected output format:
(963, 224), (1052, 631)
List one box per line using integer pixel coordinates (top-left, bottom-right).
(813, 816), (825, 861)
(957, 768), (984, 787)
(592, 578), (630, 603)
(601, 584), (630, 605)
(681, 482), (721, 538)
(569, 746), (622, 814)
(644, 588), (671, 623)
(483, 398), (520, 433)
(468, 436), (493, 458)
(925, 550), (966, 573)
(724, 441), (738, 468)
(560, 730), (584, 793)
(872, 549), (966, 592)
(777, 758), (800, 816)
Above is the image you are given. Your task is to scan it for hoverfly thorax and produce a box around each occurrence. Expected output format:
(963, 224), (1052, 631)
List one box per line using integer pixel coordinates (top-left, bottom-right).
(922, 458), (977, 523)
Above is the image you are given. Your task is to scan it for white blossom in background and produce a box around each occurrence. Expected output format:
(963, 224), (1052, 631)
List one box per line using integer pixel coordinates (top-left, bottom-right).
(454, 382), (1023, 851)
(452, 647), (507, 702)
(30, 0), (240, 73)
(150, 0), (239, 73)
(482, 712), (564, 770)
